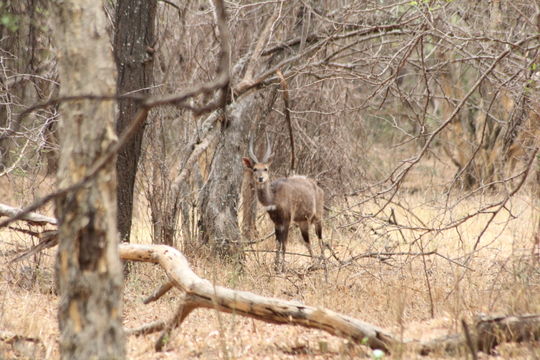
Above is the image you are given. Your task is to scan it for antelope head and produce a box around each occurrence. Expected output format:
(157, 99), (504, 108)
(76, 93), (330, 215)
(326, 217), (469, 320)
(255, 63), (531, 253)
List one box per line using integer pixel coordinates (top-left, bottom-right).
(242, 135), (273, 185)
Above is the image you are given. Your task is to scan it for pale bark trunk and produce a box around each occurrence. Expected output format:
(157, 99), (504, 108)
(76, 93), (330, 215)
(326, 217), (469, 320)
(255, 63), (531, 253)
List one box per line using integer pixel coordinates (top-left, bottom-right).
(240, 167), (257, 239)
(53, 1), (125, 358)
(198, 94), (255, 253)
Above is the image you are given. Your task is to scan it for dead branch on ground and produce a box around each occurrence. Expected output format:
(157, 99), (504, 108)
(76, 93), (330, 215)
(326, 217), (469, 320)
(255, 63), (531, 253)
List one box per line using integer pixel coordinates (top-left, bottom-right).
(118, 242), (398, 353)
(0, 204), (57, 226)
(419, 314), (540, 356)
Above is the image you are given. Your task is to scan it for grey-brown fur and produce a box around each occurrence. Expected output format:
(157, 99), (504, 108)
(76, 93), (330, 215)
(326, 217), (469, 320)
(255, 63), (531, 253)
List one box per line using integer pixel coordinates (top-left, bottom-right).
(242, 138), (324, 272)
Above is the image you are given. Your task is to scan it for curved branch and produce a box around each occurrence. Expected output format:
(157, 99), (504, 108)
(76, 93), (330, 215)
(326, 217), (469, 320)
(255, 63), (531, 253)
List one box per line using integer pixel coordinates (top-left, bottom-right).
(118, 243), (398, 353)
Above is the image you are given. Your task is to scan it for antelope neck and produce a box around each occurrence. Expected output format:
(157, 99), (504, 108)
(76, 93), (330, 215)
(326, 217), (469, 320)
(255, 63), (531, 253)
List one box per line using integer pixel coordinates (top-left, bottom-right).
(256, 182), (274, 206)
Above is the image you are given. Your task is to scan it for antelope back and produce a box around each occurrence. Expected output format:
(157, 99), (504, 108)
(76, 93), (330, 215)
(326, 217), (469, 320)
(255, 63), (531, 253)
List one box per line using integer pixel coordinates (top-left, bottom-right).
(271, 176), (323, 222)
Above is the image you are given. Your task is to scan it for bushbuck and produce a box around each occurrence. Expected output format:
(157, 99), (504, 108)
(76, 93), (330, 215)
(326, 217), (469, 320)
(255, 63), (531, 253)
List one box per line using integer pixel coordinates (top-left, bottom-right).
(242, 137), (324, 272)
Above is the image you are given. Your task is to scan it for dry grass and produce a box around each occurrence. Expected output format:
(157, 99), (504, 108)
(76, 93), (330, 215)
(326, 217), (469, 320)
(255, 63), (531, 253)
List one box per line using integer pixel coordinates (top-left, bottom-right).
(1, 181), (539, 359)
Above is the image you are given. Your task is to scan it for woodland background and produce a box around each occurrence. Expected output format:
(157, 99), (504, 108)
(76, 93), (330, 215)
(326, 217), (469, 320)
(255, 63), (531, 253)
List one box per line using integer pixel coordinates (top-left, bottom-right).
(0, 0), (539, 358)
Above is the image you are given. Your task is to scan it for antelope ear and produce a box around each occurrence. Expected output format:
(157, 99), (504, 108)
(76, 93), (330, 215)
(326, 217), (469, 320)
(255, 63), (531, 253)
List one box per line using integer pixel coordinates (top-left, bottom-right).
(242, 157), (254, 169)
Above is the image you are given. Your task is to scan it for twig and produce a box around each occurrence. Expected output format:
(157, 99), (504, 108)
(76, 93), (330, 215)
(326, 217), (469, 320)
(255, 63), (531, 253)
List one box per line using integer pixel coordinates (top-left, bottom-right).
(126, 321), (167, 336)
(243, 249), (313, 258)
(340, 251), (437, 267)
(143, 281), (175, 304)
(241, 7), (279, 84)
(471, 146), (539, 251)
(462, 319), (478, 360)
(0, 330), (41, 344)
(418, 239), (435, 318)
(276, 69), (295, 175)
(6, 227), (58, 264)
(158, 0), (182, 14)
(232, 231), (275, 245)
(435, 252), (474, 271)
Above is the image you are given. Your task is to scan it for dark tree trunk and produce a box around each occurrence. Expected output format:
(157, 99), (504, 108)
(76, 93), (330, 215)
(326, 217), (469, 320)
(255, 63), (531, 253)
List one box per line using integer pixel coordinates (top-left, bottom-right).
(53, 1), (125, 358)
(199, 95), (255, 255)
(113, 0), (157, 242)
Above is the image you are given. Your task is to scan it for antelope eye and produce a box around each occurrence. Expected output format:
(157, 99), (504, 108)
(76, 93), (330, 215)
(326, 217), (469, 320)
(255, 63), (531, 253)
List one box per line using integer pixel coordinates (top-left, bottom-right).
(264, 168), (268, 171)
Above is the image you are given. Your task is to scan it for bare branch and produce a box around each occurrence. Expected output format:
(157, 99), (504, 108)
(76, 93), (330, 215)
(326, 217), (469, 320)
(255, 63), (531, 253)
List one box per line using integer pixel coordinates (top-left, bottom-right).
(276, 69), (295, 175)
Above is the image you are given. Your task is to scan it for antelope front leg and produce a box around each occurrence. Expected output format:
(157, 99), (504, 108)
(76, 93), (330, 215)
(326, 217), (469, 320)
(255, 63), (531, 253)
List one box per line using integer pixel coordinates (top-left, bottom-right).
(274, 239), (281, 272)
(274, 224), (289, 272)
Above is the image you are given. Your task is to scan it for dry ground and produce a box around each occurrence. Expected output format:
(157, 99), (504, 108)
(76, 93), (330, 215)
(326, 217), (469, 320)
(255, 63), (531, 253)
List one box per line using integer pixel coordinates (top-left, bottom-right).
(1, 175), (539, 359)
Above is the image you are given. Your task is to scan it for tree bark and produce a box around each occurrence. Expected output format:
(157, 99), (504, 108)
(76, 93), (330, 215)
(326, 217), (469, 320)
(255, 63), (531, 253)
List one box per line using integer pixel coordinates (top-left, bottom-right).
(53, 1), (125, 358)
(198, 94), (255, 254)
(113, 0), (157, 243)
(240, 166), (257, 239)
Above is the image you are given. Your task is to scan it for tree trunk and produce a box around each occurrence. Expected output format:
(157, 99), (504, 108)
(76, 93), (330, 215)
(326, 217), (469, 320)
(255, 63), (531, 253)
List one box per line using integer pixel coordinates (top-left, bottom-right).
(199, 94), (255, 254)
(53, 1), (125, 358)
(113, 0), (157, 243)
(240, 166), (257, 239)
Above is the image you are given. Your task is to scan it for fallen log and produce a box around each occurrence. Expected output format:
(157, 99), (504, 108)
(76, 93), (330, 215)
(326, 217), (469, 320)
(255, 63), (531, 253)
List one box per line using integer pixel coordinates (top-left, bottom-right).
(118, 243), (398, 352)
(419, 314), (540, 356)
(476, 314), (540, 352)
(0, 203), (57, 226)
